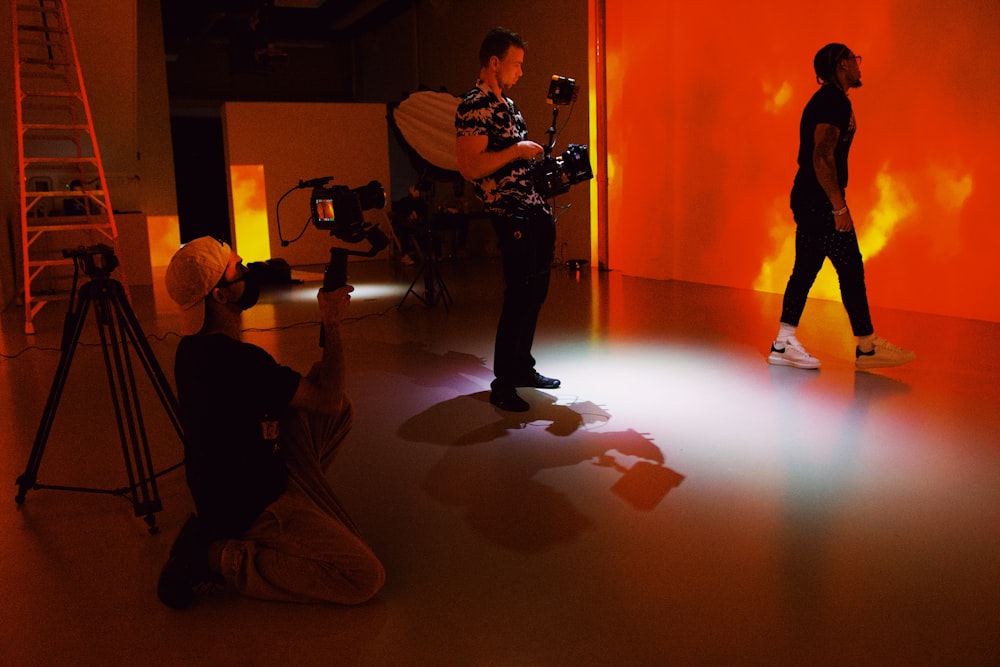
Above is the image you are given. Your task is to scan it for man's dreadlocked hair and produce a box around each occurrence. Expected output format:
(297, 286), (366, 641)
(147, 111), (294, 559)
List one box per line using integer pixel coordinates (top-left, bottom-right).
(813, 43), (850, 84)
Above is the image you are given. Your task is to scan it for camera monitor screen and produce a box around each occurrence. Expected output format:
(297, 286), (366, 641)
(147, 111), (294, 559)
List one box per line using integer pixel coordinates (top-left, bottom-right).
(547, 75), (576, 105)
(313, 197), (338, 224)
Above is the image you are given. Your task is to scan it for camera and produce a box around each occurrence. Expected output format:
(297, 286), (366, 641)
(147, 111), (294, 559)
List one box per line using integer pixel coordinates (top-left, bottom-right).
(536, 74), (591, 197)
(63, 244), (119, 279)
(304, 178), (389, 293)
(531, 143), (594, 198)
(547, 75), (576, 106)
(310, 180), (387, 244)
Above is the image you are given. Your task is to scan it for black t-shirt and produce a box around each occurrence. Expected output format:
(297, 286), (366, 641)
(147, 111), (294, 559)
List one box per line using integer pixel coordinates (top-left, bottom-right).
(792, 84), (856, 207)
(174, 334), (301, 539)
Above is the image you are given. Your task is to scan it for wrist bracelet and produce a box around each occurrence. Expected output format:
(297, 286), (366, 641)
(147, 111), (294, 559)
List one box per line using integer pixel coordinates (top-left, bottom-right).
(833, 206), (849, 216)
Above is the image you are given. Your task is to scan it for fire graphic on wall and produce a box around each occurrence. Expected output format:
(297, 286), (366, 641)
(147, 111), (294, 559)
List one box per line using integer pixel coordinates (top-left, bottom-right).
(229, 164), (270, 263)
(600, 0), (998, 322)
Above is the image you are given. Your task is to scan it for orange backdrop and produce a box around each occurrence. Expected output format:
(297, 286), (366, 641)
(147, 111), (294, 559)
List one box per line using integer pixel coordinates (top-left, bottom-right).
(602, 0), (1000, 323)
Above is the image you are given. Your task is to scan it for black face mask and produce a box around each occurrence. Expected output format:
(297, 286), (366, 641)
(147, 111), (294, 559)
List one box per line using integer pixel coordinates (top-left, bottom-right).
(234, 265), (262, 310)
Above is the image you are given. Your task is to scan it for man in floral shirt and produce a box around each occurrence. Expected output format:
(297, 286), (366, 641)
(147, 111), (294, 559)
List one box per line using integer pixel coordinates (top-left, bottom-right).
(456, 26), (560, 413)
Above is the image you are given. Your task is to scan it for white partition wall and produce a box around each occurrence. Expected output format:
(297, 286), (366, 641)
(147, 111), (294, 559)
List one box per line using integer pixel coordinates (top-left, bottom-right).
(222, 102), (391, 268)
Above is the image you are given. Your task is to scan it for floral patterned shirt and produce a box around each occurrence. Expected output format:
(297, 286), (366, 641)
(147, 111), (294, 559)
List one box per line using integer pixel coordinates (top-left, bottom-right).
(455, 82), (550, 217)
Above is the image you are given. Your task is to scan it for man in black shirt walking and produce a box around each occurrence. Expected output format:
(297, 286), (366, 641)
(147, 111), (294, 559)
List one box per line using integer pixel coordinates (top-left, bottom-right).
(768, 43), (915, 371)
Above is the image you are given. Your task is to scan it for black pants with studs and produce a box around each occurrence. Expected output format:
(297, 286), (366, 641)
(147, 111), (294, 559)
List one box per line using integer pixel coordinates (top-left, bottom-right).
(779, 202), (875, 337)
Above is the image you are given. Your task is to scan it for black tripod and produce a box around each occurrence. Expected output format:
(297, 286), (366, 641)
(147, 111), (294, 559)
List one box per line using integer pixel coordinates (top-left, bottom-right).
(15, 246), (183, 534)
(398, 223), (452, 311)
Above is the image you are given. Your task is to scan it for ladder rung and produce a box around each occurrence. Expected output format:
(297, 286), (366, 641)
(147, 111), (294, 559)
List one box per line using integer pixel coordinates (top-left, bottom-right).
(17, 34), (68, 46)
(23, 138), (92, 144)
(25, 222), (114, 233)
(23, 138), (93, 147)
(24, 156), (99, 164)
(17, 24), (68, 34)
(21, 90), (81, 100)
(15, 2), (64, 13)
(23, 133), (92, 142)
(24, 123), (90, 131)
(17, 44), (69, 56)
(16, 0), (64, 7)
(19, 71), (74, 81)
(27, 258), (75, 269)
(26, 190), (106, 198)
(19, 69), (74, 78)
(20, 57), (71, 66)
(17, 40), (68, 52)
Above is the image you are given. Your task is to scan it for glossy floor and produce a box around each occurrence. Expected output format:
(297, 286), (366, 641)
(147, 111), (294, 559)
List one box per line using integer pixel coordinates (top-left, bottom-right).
(1, 259), (998, 665)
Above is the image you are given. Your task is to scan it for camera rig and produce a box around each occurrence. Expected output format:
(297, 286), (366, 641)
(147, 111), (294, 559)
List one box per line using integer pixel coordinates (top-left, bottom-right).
(531, 75), (594, 198)
(532, 143), (593, 198)
(309, 178), (387, 245)
(310, 178), (388, 290)
(277, 176), (389, 291)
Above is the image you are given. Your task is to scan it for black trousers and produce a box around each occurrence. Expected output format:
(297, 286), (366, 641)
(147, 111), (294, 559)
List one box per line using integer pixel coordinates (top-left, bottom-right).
(490, 208), (556, 391)
(780, 202), (874, 337)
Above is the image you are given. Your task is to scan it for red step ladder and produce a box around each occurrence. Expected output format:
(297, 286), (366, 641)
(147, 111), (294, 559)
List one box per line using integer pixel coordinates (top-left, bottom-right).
(12, 0), (120, 334)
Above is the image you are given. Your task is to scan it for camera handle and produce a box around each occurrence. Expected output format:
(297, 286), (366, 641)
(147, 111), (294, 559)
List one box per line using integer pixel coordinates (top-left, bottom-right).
(318, 247), (349, 348)
(322, 247), (349, 292)
(545, 106), (560, 157)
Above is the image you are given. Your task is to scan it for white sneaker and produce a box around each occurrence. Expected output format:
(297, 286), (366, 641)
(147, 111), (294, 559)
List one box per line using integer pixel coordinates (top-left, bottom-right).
(768, 338), (821, 369)
(856, 336), (915, 369)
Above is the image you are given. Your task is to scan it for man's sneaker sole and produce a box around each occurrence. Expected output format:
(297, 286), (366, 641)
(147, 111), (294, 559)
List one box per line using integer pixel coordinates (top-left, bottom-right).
(855, 350), (916, 370)
(767, 345), (821, 370)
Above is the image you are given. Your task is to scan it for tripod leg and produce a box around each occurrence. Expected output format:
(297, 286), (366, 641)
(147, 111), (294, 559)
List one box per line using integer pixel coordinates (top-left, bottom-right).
(108, 283), (180, 529)
(15, 290), (92, 504)
(422, 249), (452, 311)
(398, 256), (430, 309)
(93, 284), (163, 533)
(435, 268), (453, 310)
(107, 281), (183, 438)
(16, 277), (178, 534)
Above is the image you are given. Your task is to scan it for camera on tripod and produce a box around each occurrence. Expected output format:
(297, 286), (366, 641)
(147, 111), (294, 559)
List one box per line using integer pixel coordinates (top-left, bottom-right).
(63, 244), (119, 279)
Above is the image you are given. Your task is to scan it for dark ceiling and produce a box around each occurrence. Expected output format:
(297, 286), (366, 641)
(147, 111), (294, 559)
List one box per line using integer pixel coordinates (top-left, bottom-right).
(160, 0), (417, 103)
(160, 0), (414, 56)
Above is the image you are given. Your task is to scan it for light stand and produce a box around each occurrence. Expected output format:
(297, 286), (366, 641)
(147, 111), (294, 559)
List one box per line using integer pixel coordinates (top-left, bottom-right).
(397, 221), (452, 311)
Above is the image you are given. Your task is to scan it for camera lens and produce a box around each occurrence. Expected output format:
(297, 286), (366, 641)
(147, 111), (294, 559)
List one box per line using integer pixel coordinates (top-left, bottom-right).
(353, 181), (386, 212)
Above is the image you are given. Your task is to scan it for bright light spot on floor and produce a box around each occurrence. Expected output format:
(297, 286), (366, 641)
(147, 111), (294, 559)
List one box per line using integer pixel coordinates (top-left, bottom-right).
(533, 339), (926, 492)
(276, 280), (408, 303)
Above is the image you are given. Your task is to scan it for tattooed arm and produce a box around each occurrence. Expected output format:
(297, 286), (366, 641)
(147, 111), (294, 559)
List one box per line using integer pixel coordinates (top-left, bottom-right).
(813, 123), (853, 231)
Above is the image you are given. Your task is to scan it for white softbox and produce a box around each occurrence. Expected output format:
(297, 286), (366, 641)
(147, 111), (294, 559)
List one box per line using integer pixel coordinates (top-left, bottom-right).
(390, 90), (462, 176)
